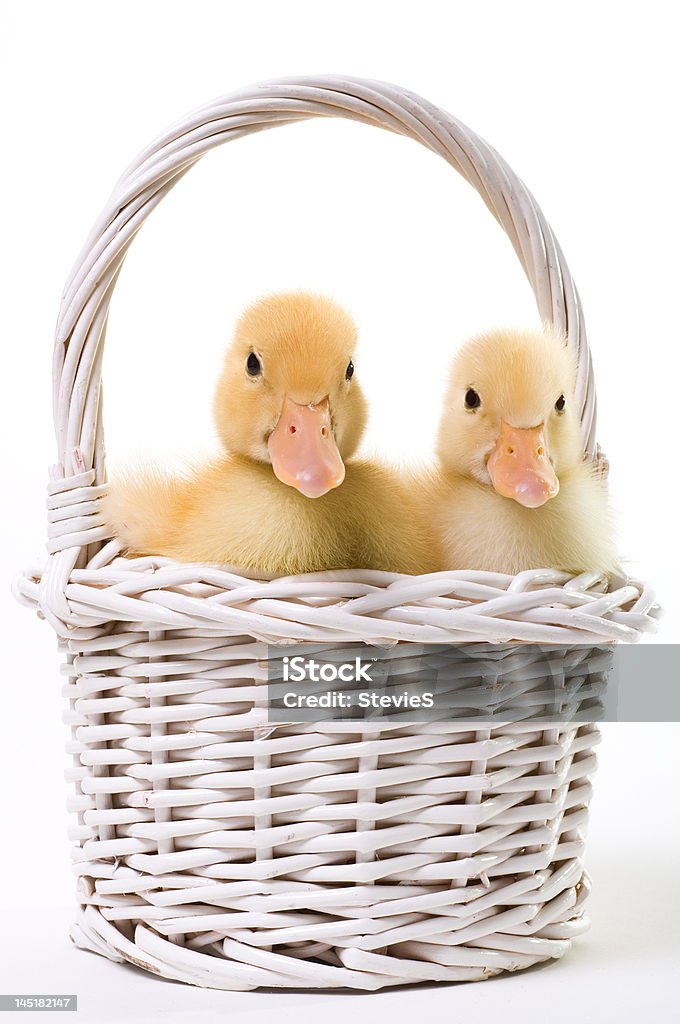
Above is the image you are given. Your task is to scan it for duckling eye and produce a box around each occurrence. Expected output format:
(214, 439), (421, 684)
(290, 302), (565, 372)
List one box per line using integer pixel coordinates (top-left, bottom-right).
(246, 352), (262, 377)
(345, 360), (354, 381)
(464, 387), (481, 410)
(555, 393), (566, 413)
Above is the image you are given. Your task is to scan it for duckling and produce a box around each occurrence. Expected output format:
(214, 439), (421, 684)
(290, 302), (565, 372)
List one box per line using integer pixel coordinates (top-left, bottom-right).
(102, 292), (434, 577)
(430, 326), (618, 576)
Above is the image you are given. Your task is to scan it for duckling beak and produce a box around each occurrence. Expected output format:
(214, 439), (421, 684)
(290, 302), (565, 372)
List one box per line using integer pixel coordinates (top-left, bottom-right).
(487, 420), (559, 508)
(267, 396), (345, 498)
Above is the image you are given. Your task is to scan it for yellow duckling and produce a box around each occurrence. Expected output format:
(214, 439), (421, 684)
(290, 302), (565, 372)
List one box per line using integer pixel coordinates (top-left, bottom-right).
(430, 327), (618, 576)
(103, 292), (433, 576)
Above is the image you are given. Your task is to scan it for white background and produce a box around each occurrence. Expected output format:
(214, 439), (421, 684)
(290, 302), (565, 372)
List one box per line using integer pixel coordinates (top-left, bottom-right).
(1, 1), (678, 1021)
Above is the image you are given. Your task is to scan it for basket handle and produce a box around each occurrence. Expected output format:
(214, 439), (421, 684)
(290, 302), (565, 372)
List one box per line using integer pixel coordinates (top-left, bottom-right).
(48, 75), (598, 569)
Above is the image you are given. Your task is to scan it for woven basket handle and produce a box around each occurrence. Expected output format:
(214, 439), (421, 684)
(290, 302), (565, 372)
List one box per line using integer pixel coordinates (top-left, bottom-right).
(52, 74), (597, 491)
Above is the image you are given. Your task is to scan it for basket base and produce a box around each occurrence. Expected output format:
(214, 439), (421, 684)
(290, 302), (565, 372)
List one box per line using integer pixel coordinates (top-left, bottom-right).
(68, 890), (589, 992)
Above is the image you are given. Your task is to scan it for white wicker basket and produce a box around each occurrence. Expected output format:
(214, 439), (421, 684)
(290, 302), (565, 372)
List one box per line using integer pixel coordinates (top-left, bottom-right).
(16, 76), (659, 991)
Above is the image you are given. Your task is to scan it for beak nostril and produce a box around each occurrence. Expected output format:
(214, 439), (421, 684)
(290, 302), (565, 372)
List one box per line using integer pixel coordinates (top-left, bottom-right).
(321, 426), (328, 438)
(289, 425), (296, 435)
(507, 447), (514, 455)
(537, 446), (544, 456)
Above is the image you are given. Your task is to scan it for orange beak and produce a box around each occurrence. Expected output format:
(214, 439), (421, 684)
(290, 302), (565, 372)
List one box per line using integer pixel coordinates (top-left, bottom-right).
(267, 396), (345, 498)
(487, 420), (559, 508)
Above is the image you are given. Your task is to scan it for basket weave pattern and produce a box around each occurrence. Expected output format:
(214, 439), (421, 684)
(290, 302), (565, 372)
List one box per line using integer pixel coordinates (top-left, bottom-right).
(16, 76), (658, 990)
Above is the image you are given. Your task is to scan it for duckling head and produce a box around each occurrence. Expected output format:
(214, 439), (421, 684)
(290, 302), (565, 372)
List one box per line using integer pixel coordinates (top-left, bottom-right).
(214, 292), (368, 498)
(436, 327), (584, 508)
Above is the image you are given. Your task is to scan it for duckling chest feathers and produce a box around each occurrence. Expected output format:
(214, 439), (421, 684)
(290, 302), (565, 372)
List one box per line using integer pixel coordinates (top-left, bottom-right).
(436, 470), (614, 576)
(195, 458), (353, 574)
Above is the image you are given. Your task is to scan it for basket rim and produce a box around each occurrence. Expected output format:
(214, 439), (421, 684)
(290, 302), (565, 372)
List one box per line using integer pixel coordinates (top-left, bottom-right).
(16, 547), (660, 643)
